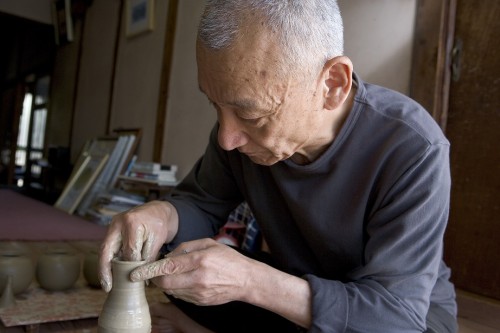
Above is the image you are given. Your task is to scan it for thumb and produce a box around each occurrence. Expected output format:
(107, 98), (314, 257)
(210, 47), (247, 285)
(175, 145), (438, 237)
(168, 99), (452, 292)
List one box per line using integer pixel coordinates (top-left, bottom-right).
(130, 257), (179, 281)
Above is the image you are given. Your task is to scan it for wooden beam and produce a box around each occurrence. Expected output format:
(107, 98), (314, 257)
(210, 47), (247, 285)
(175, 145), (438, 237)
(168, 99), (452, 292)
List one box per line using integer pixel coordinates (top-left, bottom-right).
(410, 0), (457, 131)
(153, 0), (179, 162)
(107, 0), (125, 135)
(6, 83), (24, 185)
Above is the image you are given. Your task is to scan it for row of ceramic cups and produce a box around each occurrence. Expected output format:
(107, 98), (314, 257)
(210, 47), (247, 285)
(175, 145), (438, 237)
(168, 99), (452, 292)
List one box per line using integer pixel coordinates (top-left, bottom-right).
(0, 247), (101, 296)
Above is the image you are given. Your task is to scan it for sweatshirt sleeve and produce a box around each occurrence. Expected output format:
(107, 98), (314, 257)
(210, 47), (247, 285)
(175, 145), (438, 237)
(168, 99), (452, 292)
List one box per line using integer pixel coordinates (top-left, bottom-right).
(305, 142), (451, 333)
(166, 125), (244, 249)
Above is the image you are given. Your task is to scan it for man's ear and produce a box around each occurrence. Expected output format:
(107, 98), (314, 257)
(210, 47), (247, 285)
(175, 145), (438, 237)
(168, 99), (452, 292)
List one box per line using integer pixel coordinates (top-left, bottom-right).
(322, 56), (353, 110)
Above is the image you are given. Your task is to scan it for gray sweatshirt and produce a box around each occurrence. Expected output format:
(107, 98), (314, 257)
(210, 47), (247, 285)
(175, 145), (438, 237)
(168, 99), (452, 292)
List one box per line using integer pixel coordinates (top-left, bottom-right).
(167, 73), (457, 333)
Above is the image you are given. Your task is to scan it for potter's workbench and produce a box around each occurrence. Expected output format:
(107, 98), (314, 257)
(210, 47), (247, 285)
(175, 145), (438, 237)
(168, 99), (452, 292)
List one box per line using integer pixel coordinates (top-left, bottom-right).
(0, 189), (168, 331)
(0, 241), (167, 332)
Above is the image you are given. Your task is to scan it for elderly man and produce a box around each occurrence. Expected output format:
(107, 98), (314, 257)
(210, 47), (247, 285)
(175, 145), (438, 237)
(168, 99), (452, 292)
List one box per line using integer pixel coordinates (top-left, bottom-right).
(99, 1), (458, 332)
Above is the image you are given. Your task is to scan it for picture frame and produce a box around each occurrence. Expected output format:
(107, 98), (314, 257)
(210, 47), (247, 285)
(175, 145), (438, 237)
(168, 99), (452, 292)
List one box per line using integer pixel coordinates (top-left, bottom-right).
(54, 154), (109, 214)
(75, 129), (142, 216)
(126, 0), (155, 37)
(66, 137), (117, 181)
(112, 128), (142, 176)
(86, 136), (120, 157)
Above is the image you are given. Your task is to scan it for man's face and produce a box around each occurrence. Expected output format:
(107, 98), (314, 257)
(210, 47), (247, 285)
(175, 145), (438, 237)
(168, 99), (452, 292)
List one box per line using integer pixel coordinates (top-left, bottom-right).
(197, 29), (326, 166)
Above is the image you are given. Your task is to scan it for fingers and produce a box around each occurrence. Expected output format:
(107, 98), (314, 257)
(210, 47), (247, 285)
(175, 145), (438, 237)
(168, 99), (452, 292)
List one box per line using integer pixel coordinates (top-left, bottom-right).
(142, 232), (158, 263)
(99, 227), (123, 292)
(129, 239), (216, 282)
(98, 201), (175, 292)
(165, 238), (218, 258)
(130, 257), (181, 281)
(121, 222), (145, 261)
(98, 255), (113, 293)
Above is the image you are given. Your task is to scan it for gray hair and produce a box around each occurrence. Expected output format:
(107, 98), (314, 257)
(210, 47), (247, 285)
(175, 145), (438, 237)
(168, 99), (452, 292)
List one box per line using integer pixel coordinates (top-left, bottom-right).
(198, 0), (344, 75)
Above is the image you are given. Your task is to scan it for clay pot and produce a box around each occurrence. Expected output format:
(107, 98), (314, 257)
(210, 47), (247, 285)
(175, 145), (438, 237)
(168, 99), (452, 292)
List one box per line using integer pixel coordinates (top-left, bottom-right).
(83, 249), (101, 288)
(0, 250), (34, 295)
(36, 249), (80, 291)
(98, 258), (151, 332)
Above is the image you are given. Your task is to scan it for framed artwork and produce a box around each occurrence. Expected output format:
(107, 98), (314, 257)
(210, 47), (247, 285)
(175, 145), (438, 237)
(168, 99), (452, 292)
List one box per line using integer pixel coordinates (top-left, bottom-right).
(126, 0), (155, 37)
(74, 129), (142, 216)
(66, 137), (117, 181)
(86, 137), (119, 157)
(54, 154), (109, 214)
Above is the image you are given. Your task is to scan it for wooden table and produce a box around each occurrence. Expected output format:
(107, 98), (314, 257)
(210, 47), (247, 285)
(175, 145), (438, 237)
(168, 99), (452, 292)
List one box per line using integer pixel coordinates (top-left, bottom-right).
(0, 189), (170, 332)
(0, 241), (166, 333)
(0, 241), (103, 333)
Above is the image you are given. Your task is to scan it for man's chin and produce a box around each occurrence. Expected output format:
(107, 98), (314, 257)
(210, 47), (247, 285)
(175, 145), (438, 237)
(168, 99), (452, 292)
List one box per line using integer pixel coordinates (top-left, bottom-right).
(247, 154), (281, 166)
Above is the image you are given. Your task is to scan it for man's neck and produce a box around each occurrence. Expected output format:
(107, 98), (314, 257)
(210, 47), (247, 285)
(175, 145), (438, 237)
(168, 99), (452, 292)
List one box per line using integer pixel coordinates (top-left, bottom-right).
(290, 84), (357, 165)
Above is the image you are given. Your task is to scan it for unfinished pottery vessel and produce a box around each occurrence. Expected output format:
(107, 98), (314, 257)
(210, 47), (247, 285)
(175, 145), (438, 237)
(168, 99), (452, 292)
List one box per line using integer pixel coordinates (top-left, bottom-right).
(36, 249), (80, 291)
(83, 249), (101, 288)
(98, 258), (151, 332)
(0, 250), (34, 295)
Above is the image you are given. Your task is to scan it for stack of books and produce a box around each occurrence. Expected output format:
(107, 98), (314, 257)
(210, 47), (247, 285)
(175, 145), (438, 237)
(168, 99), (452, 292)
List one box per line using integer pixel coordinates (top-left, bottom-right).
(85, 189), (146, 225)
(122, 160), (179, 185)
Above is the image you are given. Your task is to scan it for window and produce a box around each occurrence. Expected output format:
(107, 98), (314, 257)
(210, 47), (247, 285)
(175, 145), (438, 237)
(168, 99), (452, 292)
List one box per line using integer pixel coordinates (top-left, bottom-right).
(15, 75), (50, 187)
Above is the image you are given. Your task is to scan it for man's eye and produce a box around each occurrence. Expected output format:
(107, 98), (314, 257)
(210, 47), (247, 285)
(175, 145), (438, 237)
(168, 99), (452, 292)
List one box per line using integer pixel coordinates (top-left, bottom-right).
(238, 114), (263, 124)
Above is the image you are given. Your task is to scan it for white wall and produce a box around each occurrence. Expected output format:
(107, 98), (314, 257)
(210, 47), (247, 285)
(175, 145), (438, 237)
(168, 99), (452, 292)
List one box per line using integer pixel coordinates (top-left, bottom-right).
(338, 0), (417, 95)
(162, 0), (215, 180)
(0, 0), (52, 25)
(69, 0), (169, 163)
(110, 0), (169, 161)
(71, 0), (120, 160)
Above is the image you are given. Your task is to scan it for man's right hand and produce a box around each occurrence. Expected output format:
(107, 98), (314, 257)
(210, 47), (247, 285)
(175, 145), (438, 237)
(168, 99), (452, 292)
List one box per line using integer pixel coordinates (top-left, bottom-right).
(98, 200), (179, 292)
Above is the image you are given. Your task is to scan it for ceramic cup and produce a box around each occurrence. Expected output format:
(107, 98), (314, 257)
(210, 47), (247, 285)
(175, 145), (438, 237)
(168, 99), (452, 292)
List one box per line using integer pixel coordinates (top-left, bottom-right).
(83, 249), (101, 288)
(36, 249), (80, 291)
(0, 250), (34, 295)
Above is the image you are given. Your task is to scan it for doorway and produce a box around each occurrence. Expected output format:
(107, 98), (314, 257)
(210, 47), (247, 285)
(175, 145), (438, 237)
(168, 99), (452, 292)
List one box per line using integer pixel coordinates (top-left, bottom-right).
(411, 0), (500, 301)
(442, 0), (500, 300)
(0, 12), (56, 197)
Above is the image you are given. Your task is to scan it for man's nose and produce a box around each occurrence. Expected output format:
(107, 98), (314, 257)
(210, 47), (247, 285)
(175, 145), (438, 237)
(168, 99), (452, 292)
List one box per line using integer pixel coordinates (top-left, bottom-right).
(217, 112), (246, 151)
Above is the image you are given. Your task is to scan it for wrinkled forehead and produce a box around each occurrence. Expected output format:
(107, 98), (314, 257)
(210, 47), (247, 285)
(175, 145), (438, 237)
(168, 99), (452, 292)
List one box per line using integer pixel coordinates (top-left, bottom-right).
(196, 37), (288, 86)
(197, 43), (286, 95)
(196, 39), (296, 115)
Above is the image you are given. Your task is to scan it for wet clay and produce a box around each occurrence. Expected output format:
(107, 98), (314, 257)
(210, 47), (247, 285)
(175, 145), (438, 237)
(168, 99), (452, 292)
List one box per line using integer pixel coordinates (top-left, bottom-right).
(98, 258), (151, 332)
